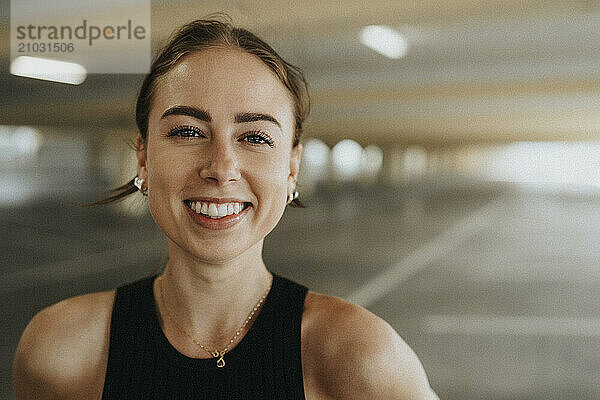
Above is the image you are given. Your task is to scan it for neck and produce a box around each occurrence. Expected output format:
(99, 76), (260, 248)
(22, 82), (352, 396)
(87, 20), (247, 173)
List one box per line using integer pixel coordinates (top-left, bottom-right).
(156, 238), (273, 345)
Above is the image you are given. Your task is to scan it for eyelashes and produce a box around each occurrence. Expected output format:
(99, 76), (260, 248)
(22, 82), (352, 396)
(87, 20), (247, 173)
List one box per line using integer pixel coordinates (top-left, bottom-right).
(239, 130), (274, 147)
(167, 125), (274, 147)
(167, 125), (203, 138)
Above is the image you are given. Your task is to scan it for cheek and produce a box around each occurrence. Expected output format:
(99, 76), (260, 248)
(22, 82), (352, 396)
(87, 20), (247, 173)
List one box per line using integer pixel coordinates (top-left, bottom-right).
(147, 149), (179, 189)
(258, 165), (290, 226)
(145, 146), (191, 211)
(250, 155), (289, 196)
(243, 155), (289, 230)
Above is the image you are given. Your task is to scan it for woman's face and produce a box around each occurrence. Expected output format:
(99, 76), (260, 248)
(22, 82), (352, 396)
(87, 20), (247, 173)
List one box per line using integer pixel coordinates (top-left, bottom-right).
(137, 47), (301, 264)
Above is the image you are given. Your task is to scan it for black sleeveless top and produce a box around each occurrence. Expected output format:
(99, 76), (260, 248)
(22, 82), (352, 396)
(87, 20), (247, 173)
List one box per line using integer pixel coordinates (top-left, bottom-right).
(101, 273), (308, 399)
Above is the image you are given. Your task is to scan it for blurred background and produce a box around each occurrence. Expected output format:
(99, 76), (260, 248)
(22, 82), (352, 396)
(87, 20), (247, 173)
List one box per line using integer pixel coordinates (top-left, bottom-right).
(2, 1), (600, 399)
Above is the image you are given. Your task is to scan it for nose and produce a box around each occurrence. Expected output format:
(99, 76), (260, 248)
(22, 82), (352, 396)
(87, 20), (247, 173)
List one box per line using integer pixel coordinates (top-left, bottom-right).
(198, 140), (241, 185)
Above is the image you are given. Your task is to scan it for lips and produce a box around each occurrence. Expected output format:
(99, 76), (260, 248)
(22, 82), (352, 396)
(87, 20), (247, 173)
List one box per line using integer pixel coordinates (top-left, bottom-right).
(184, 199), (252, 230)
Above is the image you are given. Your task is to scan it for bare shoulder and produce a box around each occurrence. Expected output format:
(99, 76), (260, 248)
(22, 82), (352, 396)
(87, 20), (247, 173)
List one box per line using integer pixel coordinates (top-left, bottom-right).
(13, 290), (115, 400)
(301, 291), (439, 400)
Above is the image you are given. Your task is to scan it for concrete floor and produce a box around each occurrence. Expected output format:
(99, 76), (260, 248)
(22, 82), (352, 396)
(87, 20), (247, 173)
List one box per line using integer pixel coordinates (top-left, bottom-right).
(2, 179), (599, 399)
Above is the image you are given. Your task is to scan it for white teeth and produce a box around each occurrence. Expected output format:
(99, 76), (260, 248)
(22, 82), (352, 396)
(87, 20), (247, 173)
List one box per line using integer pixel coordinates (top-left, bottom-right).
(188, 201), (248, 218)
(208, 203), (219, 217)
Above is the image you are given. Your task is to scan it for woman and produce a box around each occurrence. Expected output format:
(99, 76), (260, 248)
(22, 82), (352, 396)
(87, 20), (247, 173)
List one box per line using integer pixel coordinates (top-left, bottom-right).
(13, 18), (439, 399)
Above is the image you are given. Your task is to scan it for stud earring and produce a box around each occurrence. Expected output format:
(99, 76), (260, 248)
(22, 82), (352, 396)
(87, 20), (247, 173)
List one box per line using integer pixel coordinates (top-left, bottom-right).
(134, 176), (148, 196)
(287, 191), (299, 205)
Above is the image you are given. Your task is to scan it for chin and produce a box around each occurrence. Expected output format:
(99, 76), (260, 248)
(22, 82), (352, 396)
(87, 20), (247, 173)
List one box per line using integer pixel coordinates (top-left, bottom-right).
(187, 236), (256, 264)
(190, 249), (248, 265)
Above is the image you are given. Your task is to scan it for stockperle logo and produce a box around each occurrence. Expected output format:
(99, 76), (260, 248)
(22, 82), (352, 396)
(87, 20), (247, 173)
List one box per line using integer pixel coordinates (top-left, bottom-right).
(10, 0), (151, 78)
(15, 20), (147, 46)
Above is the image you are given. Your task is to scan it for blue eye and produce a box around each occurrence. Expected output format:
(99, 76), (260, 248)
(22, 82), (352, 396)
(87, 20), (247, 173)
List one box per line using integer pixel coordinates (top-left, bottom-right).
(167, 125), (204, 137)
(241, 130), (274, 146)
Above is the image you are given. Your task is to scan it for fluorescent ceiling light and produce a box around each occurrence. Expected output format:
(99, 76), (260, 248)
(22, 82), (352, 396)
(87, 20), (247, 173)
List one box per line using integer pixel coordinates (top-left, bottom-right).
(0, 125), (42, 159)
(332, 139), (363, 181)
(10, 56), (87, 85)
(360, 25), (408, 59)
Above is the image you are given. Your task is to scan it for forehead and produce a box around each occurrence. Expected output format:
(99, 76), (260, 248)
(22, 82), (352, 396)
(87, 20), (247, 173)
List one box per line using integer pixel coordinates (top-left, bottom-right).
(152, 47), (294, 124)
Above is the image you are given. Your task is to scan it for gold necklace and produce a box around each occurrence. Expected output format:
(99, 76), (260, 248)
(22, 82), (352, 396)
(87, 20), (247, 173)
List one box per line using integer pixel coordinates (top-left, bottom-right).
(157, 275), (272, 368)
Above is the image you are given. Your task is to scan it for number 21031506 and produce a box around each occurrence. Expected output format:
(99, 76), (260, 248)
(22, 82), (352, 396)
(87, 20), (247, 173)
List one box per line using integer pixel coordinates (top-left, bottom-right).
(18, 42), (74, 53)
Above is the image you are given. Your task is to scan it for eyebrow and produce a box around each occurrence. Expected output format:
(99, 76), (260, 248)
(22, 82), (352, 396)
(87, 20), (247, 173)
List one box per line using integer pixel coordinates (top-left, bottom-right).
(235, 112), (281, 130)
(161, 106), (211, 122)
(161, 106), (282, 130)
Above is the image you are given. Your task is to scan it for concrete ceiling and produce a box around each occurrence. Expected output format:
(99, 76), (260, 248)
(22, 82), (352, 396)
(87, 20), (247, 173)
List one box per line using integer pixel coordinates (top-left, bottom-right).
(1, 0), (600, 145)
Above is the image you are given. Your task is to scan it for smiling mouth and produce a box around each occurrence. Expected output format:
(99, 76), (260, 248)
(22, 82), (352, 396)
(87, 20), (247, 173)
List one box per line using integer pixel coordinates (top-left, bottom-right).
(184, 200), (252, 219)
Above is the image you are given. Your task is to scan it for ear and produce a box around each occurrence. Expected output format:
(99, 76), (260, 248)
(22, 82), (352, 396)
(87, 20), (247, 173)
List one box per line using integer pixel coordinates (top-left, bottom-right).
(135, 134), (148, 180)
(288, 143), (302, 190)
